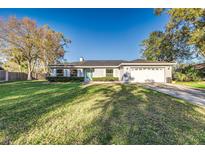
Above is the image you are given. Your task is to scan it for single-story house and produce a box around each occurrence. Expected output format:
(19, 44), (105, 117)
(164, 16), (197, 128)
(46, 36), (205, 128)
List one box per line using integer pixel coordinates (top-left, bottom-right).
(49, 58), (175, 83)
(193, 63), (205, 75)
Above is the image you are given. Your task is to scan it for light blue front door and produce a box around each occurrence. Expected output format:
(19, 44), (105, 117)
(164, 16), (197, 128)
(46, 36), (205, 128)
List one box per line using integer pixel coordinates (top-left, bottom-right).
(84, 69), (93, 81)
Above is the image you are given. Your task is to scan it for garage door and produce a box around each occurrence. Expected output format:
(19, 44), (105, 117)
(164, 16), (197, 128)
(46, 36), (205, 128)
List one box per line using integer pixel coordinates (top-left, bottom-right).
(130, 67), (165, 83)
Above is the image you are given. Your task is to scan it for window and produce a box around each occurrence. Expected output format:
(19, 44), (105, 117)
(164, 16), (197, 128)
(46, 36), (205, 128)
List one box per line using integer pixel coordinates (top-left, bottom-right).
(64, 69), (67, 77)
(106, 69), (113, 77)
(56, 69), (63, 76)
(70, 69), (77, 77)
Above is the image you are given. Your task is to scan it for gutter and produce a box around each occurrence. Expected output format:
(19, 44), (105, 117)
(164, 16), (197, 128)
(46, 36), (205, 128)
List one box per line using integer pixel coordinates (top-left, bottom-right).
(119, 62), (176, 66)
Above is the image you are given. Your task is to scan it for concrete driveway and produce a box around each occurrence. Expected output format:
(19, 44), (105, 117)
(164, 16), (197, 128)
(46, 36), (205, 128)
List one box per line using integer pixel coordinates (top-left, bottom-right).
(143, 83), (205, 107)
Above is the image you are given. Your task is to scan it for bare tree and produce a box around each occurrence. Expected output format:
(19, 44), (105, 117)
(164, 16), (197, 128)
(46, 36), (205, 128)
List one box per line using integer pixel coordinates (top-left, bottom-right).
(0, 16), (70, 80)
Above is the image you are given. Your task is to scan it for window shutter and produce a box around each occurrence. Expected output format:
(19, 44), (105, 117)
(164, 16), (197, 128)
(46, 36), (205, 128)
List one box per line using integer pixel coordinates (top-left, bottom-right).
(63, 69), (67, 77)
(64, 69), (70, 77)
(53, 69), (57, 77)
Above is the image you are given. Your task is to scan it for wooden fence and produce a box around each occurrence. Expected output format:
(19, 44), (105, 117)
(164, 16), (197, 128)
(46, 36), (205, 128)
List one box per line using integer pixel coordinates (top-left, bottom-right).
(0, 70), (27, 82)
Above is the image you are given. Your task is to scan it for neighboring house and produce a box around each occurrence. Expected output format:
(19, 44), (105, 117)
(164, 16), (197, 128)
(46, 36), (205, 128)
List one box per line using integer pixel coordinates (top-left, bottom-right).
(0, 66), (5, 81)
(193, 63), (205, 76)
(0, 66), (4, 71)
(0, 66), (4, 70)
(49, 58), (175, 83)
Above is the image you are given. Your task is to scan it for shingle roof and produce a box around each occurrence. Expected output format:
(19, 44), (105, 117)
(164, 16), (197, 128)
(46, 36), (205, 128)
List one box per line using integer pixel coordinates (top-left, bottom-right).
(49, 59), (174, 67)
(70, 60), (127, 66)
(127, 59), (170, 63)
(193, 63), (205, 69)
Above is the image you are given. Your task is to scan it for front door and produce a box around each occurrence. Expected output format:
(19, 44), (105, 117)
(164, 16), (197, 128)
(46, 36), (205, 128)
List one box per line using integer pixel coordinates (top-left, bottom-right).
(84, 69), (93, 81)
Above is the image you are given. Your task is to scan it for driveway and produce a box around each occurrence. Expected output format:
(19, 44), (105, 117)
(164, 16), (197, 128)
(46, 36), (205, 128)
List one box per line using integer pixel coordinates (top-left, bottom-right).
(143, 83), (205, 107)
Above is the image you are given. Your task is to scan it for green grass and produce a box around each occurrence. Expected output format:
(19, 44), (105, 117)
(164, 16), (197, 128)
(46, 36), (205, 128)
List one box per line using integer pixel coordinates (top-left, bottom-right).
(0, 81), (205, 144)
(176, 81), (205, 89)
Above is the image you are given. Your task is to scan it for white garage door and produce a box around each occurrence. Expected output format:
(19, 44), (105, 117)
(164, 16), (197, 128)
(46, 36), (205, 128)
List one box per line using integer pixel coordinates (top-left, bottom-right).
(130, 67), (165, 83)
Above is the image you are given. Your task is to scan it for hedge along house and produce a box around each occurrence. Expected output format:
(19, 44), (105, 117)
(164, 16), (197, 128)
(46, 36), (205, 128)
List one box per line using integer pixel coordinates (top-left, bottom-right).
(49, 57), (175, 83)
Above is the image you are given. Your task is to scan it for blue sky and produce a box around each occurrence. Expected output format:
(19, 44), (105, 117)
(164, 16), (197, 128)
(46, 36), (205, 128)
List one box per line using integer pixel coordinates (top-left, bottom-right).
(0, 9), (169, 62)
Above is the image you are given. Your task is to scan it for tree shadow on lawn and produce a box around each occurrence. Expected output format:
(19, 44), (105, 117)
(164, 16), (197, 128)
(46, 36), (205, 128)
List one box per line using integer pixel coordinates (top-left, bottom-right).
(0, 82), (205, 145)
(0, 81), (88, 144)
(82, 84), (205, 145)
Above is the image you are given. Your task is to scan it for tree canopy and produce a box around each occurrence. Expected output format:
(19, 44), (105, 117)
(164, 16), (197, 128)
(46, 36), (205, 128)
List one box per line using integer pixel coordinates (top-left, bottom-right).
(0, 17), (70, 80)
(156, 8), (205, 57)
(142, 8), (205, 62)
(141, 31), (193, 62)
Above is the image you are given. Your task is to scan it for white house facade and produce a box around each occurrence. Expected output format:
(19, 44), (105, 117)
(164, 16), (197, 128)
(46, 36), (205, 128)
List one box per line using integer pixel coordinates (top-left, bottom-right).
(49, 58), (175, 83)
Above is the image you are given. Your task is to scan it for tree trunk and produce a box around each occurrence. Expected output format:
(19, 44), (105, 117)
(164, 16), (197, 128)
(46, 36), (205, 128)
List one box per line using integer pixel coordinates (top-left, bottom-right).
(27, 71), (32, 80)
(27, 61), (32, 80)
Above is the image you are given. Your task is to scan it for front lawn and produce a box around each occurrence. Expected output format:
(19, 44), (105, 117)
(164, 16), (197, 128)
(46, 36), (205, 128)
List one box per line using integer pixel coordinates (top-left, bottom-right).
(0, 81), (205, 144)
(175, 81), (205, 89)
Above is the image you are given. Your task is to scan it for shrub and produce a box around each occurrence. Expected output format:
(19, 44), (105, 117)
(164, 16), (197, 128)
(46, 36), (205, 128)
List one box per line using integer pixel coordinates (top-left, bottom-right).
(174, 72), (189, 81)
(185, 66), (202, 81)
(92, 77), (119, 81)
(46, 76), (84, 82)
(173, 65), (202, 81)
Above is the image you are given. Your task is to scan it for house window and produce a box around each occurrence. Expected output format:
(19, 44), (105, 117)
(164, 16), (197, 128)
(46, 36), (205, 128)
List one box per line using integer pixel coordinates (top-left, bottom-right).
(106, 69), (113, 77)
(64, 69), (69, 77)
(56, 69), (63, 76)
(70, 69), (77, 77)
